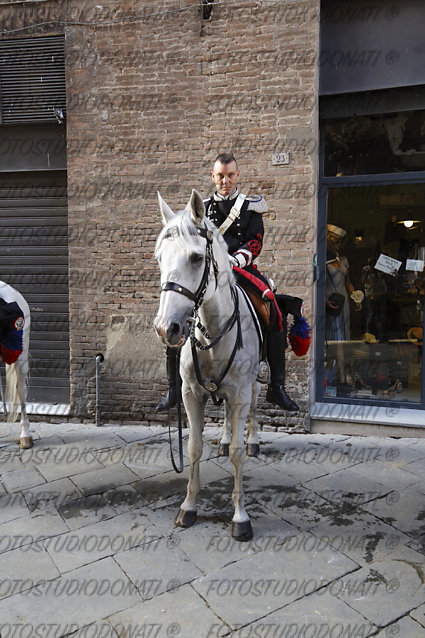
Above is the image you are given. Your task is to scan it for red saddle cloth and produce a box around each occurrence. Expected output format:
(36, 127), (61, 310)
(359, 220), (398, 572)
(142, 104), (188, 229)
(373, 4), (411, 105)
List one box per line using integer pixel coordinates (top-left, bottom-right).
(0, 299), (24, 364)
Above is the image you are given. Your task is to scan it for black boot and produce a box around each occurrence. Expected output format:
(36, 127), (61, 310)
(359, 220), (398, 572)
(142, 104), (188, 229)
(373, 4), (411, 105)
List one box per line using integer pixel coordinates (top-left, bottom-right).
(155, 347), (181, 412)
(265, 331), (299, 411)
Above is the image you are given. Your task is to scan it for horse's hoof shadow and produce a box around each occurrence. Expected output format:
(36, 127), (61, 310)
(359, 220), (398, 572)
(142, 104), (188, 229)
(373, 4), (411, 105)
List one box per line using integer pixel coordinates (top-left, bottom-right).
(19, 436), (33, 449)
(218, 443), (229, 456)
(246, 443), (260, 457)
(231, 520), (253, 542)
(175, 508), (197, 528)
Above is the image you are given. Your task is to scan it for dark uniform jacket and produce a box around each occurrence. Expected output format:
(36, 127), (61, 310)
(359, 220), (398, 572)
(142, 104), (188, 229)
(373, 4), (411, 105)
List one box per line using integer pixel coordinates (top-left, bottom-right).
(203, 189), (266, 265)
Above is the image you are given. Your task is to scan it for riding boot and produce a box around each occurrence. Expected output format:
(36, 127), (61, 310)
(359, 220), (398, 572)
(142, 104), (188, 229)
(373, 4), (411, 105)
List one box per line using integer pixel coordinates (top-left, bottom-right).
(155, 347), (181, 412)
(265, 331), (299, 411)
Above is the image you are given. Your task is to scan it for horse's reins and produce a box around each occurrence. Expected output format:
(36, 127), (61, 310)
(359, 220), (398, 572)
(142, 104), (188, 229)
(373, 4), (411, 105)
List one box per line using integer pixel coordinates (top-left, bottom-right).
(161, 223), (242, 472)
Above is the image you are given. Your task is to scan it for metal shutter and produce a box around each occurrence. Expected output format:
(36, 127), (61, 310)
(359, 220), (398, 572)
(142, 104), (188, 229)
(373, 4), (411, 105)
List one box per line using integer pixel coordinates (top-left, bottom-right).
(0, 172), (69, 404)
(0, 35), (66, 124)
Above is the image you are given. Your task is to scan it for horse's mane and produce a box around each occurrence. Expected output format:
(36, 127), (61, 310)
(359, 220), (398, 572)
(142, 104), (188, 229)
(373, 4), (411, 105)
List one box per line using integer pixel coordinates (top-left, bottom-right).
(155, 208), (233, 283)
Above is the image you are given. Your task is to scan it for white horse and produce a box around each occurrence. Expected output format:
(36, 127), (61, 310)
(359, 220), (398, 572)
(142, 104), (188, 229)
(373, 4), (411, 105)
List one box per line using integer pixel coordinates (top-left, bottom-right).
(154, 190), (262, 541)
(0, 281), (32, 449)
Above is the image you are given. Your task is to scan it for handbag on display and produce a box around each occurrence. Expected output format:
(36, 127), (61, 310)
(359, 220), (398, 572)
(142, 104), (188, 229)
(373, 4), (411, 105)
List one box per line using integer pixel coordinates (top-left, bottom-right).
(326, 266), (345, 317)
(326, 292), (345, 317)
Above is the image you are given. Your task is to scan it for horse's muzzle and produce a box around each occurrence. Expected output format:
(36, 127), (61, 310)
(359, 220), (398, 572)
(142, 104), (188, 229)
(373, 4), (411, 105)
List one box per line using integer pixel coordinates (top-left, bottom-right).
(154, 316), (189, 347)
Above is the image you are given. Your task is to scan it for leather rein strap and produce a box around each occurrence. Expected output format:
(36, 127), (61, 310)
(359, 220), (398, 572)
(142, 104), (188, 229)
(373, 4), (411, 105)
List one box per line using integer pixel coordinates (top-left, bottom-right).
(162, 224), (216, 473)
(190, 285), (242, 406)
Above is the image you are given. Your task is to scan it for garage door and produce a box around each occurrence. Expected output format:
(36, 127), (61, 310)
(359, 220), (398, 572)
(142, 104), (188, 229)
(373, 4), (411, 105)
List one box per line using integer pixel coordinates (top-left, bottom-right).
(0, 171), (69, 404)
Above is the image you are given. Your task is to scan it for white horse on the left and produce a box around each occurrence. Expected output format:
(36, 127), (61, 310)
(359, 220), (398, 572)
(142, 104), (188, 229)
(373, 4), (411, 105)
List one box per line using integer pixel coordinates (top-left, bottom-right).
(0, 281), (32, 449)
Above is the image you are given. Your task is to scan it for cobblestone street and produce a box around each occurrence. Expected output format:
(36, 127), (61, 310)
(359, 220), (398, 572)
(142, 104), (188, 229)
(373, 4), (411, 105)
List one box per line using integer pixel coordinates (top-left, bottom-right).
(0, 421), (424, 637)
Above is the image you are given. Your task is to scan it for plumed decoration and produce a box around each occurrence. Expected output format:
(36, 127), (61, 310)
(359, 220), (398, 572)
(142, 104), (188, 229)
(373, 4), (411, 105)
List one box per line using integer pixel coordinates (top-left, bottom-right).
(288, 315), (311, 357)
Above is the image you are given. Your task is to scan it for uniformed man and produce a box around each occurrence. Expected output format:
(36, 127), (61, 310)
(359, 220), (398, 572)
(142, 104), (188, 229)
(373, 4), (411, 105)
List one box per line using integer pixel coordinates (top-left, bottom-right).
(156, 153), (299, 412)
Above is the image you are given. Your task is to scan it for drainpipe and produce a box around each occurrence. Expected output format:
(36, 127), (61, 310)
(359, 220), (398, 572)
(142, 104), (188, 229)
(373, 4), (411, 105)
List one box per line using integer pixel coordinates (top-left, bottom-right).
(95, 353), (104, 427)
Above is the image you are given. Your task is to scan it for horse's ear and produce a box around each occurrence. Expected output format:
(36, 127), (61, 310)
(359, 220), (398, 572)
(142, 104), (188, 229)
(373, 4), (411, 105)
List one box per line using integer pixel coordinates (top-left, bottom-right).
(157, 192), (175, 224)
(186, 189), (205, 225)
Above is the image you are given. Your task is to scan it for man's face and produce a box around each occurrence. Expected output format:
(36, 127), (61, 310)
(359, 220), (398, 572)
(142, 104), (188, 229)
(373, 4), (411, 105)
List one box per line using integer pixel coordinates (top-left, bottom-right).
(211, 160), (240, 196)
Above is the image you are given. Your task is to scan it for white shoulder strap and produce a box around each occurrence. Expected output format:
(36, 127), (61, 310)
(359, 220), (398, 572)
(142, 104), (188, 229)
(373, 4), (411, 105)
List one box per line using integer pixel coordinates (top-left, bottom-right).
(218, 193), (246, 235)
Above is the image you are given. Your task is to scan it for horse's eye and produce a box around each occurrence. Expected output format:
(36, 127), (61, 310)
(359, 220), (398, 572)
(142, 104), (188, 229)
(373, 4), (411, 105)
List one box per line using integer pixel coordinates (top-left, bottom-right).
(190, 253), (203, 265)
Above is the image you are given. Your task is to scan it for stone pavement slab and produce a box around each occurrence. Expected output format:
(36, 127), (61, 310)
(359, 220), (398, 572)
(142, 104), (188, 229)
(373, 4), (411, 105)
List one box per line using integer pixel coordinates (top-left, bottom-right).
(410, 602), (425, 627)
(331, 555), (425, 625)
(108, 584), (227, 638)
(0, 422), (424, 637)
(22, 476), (82, 512)
(32, 447), (104, 482)
(0, 510), (68, 553)
(43, 510), (162, 573)
(374, 617), (425, 637)
(308, 506), (413, 566)
(115, 536), (203, 599)
(0, 545), (60, 599)
(192, 543), (359, 628)
(231, 590), (376, 637)
(362, 487), (425, 538)
(0, 491), (29, 524)
(0, 556), (141, 629)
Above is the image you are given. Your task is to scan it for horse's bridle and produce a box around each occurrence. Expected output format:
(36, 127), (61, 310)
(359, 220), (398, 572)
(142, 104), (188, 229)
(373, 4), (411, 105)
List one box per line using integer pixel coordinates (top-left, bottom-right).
(160, 223), (242, 472)
(161, 225), (217, 311)
(161, 224), (218, 474)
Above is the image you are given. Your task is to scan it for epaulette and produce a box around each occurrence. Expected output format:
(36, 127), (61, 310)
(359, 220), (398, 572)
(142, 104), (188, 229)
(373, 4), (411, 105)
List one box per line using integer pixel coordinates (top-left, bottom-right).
(246, 195), (268, 214)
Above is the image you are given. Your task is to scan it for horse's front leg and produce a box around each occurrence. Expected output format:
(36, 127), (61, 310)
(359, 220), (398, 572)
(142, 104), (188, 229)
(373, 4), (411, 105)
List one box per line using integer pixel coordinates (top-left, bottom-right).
(246, 381), (261, 457)
(175, 390), (206, 529)
(218, 403), (231, 456)
(228, 392), (253, 542)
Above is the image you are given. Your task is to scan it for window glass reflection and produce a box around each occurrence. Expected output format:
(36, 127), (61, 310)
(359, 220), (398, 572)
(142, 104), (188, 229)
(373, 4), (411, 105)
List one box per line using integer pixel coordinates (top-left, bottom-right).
(324, 184), (424, 402)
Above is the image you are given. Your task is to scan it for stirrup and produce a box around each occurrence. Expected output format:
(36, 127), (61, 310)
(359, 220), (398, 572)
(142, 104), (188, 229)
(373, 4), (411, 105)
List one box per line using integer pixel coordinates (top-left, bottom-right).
(256, 360), (270, 384)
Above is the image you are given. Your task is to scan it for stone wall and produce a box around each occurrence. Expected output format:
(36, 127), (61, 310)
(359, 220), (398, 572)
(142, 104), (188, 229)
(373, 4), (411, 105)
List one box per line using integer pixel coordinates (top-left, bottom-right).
(0, 0), (320, 430)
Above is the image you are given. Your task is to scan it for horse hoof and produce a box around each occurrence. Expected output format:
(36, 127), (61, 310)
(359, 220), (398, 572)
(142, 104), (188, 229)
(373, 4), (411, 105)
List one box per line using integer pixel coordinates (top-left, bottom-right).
(246, 443), (260, 457)
(232, 520), (253, 542)
(175, 509), (197, 528)
(218, 443), (229, 456)
(19, 436), (33, 449)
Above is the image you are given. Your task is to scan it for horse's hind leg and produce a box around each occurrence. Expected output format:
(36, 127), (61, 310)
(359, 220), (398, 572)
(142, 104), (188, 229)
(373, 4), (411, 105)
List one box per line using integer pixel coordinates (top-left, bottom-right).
(228, 395), (253, 541)
(246, 381), (260, 457)
(175, 393), (206, 529)
(16, 358), (31, 449)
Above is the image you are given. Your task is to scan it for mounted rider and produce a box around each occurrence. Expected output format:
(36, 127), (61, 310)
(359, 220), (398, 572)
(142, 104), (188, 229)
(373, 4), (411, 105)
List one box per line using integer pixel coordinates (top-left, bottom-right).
(156, 153), (299, 413)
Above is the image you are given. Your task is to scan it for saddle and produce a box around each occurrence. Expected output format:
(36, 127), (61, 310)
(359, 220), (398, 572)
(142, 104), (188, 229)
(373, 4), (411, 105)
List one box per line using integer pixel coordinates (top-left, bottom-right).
(240, 284), (271, 328)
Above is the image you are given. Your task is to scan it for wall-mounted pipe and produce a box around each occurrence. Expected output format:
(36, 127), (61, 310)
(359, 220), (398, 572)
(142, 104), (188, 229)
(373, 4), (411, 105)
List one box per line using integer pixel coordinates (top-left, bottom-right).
(95, 353), (104, 427)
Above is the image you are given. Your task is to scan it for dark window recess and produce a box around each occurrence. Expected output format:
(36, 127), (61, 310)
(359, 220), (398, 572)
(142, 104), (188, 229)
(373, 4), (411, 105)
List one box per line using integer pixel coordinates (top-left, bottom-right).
(324, 110), (425, 176)
(0, 35), (65, 124)
(0, 172), (70, 404)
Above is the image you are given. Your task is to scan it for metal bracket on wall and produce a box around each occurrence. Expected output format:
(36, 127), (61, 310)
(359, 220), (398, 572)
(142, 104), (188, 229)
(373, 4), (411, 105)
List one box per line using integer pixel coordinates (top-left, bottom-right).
(200, 0), (213, 35)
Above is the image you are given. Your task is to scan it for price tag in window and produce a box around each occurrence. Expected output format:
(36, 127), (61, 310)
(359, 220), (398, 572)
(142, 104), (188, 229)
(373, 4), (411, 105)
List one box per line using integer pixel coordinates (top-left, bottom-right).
(374, 254), (402, 276)
(406, 259), (424, 272)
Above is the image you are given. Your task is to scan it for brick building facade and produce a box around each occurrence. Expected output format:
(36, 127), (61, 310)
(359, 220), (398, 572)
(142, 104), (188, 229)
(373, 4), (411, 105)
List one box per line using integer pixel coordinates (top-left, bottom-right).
(0, 0), (319, 429)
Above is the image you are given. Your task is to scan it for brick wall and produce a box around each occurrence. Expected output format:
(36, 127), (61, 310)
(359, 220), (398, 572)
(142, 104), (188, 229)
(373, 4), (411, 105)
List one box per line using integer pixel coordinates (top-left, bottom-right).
(0, 0), (320, 430)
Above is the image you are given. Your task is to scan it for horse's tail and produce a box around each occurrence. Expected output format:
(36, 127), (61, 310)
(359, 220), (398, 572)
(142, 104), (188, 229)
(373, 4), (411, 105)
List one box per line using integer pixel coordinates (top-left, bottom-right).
(5, 362), (20, 422)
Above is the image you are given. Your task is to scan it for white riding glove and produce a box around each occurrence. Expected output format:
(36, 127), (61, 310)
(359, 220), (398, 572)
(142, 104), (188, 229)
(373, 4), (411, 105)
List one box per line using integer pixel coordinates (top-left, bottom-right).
(229, 252), (248, 268)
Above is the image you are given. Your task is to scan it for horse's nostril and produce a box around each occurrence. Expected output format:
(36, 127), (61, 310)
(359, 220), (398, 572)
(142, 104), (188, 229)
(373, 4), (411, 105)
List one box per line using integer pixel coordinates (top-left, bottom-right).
(170, 322), (180, 336)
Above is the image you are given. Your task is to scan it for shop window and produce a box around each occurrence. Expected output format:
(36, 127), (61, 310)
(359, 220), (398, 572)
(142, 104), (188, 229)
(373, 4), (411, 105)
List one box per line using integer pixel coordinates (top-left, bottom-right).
(324, 110), (425, 176)
(323, 183), (424, 404)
